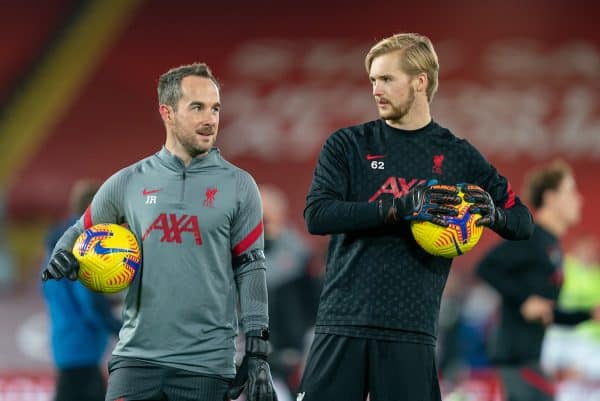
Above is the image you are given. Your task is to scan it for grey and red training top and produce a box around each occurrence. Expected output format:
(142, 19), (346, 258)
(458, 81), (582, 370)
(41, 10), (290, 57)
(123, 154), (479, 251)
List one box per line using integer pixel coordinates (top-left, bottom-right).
(52, 146), (268, 377)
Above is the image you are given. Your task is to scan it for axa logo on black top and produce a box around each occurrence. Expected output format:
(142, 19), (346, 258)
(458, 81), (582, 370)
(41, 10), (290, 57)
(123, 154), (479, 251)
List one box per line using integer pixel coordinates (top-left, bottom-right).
(368, 177), (427, 202)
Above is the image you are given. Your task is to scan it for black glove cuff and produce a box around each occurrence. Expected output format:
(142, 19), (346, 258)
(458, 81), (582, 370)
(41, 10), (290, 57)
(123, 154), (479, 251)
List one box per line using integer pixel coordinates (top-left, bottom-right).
(245, 330), (270, 359)
(245, 337), (269, 359)
(378, 197), (405, 224)
(492, 208), (507, 231)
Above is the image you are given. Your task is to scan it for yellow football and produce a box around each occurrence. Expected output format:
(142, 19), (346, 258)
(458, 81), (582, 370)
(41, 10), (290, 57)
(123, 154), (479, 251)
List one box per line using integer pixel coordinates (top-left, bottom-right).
(72, 223), (141, 293)
(411, 189), (484, 258)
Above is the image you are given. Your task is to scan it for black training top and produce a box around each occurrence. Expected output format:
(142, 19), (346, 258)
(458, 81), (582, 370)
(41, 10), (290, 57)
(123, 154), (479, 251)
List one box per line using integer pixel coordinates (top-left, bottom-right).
(477, 224), (590, 364)
(305, 119), (533, 344)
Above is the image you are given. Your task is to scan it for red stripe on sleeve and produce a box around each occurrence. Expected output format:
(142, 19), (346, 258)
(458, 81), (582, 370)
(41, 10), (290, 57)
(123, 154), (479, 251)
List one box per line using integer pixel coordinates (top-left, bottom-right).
(232, 221), (263, 256)
(503, 182), (516, 209)
(83, 205), (93, 228)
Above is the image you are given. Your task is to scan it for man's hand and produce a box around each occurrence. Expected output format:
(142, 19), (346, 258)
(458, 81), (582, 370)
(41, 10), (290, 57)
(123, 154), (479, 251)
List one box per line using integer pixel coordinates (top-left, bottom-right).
(520, 295), (554, 326)
(461, 184), (507, 230)
(379, 183), (461, 227)
(41, 250), (80, 281)
(224, 331), (278, 401)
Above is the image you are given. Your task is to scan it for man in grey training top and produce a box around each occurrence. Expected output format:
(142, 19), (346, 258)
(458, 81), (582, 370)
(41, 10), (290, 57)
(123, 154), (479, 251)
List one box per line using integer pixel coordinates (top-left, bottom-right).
(42, 63), (278, 401)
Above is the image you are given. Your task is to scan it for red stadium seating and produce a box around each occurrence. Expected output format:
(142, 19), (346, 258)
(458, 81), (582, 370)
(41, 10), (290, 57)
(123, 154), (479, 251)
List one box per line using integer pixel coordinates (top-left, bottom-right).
(0, 0), (75, 104)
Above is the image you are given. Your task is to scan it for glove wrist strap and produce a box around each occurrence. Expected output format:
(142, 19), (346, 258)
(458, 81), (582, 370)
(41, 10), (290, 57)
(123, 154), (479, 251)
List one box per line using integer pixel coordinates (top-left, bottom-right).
(492, 209), (507, 231)
(245, 335), (269, 359)
(378, 198), (403, 224)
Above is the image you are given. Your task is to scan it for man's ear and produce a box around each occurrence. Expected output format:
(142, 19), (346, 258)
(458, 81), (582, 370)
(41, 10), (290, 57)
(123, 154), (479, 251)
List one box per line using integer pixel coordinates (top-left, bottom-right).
(415, 72), (428, 94)
(159, 104), (173, 123)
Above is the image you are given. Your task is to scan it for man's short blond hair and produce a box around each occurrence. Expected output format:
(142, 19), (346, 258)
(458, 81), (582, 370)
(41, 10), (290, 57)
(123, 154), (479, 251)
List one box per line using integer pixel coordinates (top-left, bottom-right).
(365, 33), (439, 102)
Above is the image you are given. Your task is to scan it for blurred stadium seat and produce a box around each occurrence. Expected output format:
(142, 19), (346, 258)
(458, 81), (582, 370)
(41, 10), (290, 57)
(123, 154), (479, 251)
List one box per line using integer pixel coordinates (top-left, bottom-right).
(0, 0), (75, 105)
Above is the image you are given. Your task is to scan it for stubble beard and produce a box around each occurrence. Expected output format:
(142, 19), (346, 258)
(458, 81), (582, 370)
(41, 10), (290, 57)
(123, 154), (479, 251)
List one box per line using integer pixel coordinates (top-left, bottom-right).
(174, 124), (215, 158)
(380, 86), (416, 123)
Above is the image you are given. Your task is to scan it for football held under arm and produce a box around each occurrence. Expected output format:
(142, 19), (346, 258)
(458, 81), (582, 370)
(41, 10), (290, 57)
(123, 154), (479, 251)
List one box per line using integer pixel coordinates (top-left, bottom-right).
(43, 170), (131, 281)
(51, 169), (130, 259)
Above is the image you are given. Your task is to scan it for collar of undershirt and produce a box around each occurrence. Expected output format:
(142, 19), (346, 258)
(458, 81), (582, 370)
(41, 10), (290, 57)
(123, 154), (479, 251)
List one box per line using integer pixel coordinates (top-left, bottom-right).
(380, 118), (436, 136)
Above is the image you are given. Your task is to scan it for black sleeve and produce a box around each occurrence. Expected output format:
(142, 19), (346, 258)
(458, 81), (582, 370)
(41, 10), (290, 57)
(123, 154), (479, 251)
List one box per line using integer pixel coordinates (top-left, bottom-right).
(495, 203), (534, 240)
(304, 131), (383, 235)
(476, 241), (532, 307)
(468, 142), (534, 240)
(553, 308), (591, 326)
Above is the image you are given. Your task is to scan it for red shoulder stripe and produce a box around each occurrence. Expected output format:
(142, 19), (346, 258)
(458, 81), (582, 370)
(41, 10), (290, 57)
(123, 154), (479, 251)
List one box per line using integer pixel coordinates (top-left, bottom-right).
(83, 205), (93, 228)
(232, 221), (263, 256)
(503, 182), (516, 209)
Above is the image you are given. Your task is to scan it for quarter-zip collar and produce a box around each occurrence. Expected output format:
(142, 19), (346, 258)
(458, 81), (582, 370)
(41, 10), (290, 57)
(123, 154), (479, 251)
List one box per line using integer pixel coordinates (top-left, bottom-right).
(156, 146), (221, 172)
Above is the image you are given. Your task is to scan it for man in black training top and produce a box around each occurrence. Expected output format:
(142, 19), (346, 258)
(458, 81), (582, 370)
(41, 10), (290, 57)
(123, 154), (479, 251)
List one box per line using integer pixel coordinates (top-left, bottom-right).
(477, 160), (600, 401)
(298, 32), (534, 401)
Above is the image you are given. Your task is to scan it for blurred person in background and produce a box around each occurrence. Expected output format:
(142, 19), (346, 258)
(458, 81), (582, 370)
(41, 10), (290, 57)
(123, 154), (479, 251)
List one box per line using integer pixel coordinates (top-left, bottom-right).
(541, 235), (600, 400)
(260, 184), (321, 399)
(477, 160), (600, 401)
(299, 32), (533, 401)
(41, 179), (121, 401)
(40, 63), (277, 401)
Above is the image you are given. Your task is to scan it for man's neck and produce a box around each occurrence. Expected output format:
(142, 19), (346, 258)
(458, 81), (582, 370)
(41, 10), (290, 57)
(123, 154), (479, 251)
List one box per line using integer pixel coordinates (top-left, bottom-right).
(536, 209), (568, 238)
(165, 143), (192, 166)
(164, 141), (210, 167)
(385, 116), (431, 131)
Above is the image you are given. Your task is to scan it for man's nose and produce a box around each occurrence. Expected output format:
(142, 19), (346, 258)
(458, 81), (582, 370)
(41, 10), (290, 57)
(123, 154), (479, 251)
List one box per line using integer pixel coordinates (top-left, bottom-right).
(201, 111), (218, 125)
(372, 82), (383, 96)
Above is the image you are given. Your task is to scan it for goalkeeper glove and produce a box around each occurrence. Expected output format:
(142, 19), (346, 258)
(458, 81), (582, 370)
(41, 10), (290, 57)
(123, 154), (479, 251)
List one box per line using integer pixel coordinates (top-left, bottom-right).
(41, 249), (79, 281)
(224, 330), (278, 401)
(461, 184), (507, 231)
(378, 183), (461, 227)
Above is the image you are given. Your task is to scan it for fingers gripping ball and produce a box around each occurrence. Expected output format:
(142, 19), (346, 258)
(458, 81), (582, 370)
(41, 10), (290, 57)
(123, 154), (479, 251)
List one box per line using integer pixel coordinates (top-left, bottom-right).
(411, 185), (484, 258)
(72, 224), (141, 293)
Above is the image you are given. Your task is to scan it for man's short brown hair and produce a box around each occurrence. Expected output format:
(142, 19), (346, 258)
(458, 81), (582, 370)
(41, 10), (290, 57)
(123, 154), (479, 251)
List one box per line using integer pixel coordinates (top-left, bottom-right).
(523, 159), (573, 210)
(157, 62), (219, 110)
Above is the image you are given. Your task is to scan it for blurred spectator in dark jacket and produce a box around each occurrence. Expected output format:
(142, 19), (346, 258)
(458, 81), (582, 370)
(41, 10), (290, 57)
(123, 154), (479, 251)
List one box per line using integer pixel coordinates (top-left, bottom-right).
(477, 160), (600, 401)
